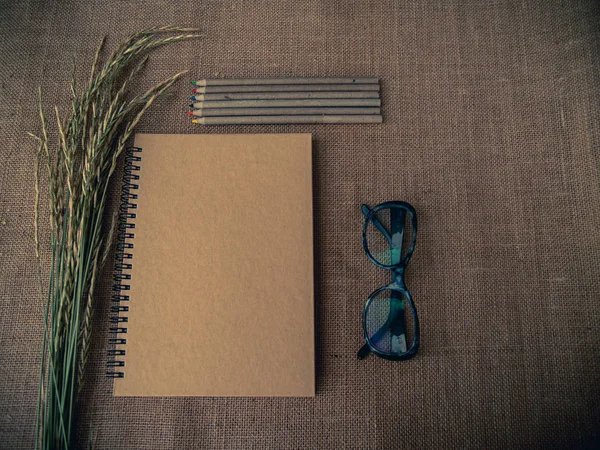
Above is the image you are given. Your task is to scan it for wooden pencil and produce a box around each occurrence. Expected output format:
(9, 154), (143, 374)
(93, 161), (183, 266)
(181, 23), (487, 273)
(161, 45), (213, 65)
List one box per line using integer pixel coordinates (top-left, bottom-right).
(192, 77), (378, 86)
(187, 107), (381, 117)
(190, 99), (381, 109)
(191, 115), (383, 125)
(192, 83), (380, 94)
(190, 91), (379, 101)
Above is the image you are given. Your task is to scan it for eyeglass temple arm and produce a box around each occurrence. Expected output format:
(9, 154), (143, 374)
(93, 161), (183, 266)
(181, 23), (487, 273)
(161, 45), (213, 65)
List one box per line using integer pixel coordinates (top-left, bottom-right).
(386, 209), (407, 351)
(357, 343), (371, 360)
(357, 305), (405, 360)
(361, 204), (392, 243)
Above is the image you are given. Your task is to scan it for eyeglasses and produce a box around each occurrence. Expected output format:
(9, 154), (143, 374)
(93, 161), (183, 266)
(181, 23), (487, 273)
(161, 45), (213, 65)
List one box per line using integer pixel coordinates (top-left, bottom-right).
(357, 201), (420, 361)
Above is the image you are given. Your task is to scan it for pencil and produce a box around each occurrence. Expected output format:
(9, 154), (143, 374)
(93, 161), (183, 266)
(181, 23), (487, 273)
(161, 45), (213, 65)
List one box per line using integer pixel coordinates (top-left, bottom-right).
(191, 115), (383, 125)
(192, 83), (380, 94)
(187, 107), (381, 117)
(190, 99), (381, 109)
(190, 91), (379, 101)
(191, 77), (378, 86)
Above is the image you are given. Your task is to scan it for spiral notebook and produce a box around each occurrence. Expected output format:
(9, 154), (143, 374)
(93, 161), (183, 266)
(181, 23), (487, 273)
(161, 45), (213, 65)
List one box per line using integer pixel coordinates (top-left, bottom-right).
(109, 133), (314, 397)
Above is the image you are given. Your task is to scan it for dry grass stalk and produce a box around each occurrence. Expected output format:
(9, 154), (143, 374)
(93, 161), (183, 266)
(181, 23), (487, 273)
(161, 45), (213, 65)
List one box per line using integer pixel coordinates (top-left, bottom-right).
(31, 26), (199, 450)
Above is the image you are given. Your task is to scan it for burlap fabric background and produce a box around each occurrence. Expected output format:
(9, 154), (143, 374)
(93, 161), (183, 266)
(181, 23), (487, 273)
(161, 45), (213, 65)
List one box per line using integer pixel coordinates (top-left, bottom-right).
(1, 1), (599, 448)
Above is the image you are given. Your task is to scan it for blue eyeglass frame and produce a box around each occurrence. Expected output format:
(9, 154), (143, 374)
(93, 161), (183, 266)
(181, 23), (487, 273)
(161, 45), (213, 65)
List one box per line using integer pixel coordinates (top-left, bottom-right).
(357, 201), (420, 361)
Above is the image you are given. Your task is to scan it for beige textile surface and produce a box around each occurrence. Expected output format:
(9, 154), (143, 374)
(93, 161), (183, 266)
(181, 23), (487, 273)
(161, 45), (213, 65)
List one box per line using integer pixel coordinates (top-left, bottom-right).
(0, 0), (598, 448)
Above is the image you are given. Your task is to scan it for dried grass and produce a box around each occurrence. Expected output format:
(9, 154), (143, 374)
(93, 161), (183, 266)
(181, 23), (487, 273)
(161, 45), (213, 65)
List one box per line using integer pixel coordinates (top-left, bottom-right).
(30, 26), (199, 450)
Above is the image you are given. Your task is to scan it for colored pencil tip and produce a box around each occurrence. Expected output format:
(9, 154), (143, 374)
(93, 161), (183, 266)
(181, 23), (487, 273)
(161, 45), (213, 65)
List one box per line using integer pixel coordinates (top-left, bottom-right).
(187, 111), (193, 115)
(192, 119), (198, 123)
(188, 104), (193, 108)
(191, 81), (196, 86)
(189, 96), (195, 100)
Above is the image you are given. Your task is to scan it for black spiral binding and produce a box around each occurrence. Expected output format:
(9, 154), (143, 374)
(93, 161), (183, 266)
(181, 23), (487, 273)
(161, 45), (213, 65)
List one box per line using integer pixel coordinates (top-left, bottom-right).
(106, 147), (142, 378)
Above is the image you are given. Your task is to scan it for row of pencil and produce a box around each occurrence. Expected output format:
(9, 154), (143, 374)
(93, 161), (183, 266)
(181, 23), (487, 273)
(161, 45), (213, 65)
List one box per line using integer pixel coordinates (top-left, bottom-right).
(187, 77), (382, 125)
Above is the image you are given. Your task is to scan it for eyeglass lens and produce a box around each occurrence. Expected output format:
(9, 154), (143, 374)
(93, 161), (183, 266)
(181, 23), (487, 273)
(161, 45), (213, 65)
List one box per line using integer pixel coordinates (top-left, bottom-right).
(365, 206), (414, 266)
(365, 288), (415, 355)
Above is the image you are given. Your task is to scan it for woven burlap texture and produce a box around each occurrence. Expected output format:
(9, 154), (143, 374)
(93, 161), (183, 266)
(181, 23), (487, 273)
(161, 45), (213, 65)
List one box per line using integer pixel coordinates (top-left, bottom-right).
(1, 1), (599, 449)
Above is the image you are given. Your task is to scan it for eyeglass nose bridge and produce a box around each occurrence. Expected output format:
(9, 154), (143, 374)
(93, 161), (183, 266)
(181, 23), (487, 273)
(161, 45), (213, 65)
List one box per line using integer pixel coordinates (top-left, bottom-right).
(389, 266), (407, 290)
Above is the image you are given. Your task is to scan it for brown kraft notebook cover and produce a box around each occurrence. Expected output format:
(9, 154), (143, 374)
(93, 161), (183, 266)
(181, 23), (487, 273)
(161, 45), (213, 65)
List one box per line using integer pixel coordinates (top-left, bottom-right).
(113, 133), (314, 397)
